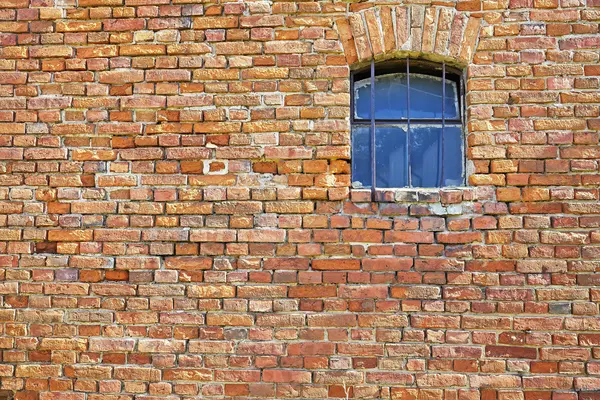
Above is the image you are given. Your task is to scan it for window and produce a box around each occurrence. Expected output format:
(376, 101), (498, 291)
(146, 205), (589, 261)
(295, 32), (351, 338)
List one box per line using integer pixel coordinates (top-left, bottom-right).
(351, 59), (465, 189)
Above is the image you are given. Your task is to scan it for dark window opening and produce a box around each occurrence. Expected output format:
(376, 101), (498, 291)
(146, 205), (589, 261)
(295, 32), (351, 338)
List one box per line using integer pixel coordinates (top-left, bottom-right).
(351, 59), (465, 189)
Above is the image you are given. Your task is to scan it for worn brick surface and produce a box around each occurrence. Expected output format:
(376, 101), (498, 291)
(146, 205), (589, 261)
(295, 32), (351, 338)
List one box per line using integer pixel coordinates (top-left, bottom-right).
(0, 0), (599, 398)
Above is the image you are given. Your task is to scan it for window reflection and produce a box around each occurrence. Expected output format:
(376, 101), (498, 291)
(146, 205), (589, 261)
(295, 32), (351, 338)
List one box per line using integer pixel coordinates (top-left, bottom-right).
(354, 73), (459, 120)
(351, 62), (464, 189)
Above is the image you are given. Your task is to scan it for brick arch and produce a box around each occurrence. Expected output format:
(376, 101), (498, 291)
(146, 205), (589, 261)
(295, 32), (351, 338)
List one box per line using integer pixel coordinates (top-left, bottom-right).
(335, 5), (482, 68)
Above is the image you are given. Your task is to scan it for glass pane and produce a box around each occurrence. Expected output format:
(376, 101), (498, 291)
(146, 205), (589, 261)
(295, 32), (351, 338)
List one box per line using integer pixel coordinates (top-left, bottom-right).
(354, 73), (459, 120)
(376, 126), (407, 188)
(355, 74), (408, 120)
(410, 75), (459, 120)
(351, 125), (408, 188)
(351, 125), (371, 188)
(410, 124), (463, 187)
(441, 125), (464, 186)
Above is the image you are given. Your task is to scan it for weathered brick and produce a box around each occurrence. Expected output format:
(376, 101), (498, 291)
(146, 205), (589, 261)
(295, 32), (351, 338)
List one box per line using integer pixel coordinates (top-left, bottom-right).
(0, 2), (596, 397)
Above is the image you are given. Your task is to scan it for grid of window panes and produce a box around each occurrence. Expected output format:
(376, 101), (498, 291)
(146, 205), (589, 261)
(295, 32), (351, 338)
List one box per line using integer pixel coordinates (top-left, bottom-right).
(351, 60), (464, 189)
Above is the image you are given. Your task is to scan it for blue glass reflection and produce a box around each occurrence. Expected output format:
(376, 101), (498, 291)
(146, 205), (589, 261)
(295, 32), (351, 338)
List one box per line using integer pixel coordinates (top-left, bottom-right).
(352, 125), (407, 188)
(354, 73), (458, 120)
(352, 124), (463, 188)
(410, 125), (463, 187)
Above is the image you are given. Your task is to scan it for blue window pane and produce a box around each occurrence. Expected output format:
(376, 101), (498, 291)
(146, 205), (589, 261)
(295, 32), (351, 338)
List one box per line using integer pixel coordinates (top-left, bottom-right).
(351, 125), (371, 187)
(409, 125), (440, 188)
(410, 125), (463, 187)
(355, 74), (408, 120)
(376, 126), (407, 188)
(410, 76), (459, 120)
(441, 125), (464, 186)
(354, 73), (458, 120)
(352, 125), (408, 188)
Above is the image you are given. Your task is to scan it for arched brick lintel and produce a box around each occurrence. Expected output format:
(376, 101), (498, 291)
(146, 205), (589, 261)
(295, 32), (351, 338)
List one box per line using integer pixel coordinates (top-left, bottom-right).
(335, 5), (482, 69)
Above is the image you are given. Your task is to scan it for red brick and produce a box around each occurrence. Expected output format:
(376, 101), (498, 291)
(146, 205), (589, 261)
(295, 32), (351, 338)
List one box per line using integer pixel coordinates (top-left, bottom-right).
(485, 346), (538, 359)
(312, 259), (360, 270)
(263, 369), (311, 383)
(0, 2), (596, 397)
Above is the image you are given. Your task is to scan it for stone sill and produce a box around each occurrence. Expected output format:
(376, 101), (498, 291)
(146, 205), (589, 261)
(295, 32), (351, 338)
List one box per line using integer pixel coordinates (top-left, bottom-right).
(349, 187), (480, 204)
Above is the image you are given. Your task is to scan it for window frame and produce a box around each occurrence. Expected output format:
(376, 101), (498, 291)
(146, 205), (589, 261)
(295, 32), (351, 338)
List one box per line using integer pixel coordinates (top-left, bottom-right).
(350, 58), (466, 191)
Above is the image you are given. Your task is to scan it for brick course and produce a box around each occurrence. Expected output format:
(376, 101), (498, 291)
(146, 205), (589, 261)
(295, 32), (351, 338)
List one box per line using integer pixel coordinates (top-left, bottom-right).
(0, 0), (599, 398)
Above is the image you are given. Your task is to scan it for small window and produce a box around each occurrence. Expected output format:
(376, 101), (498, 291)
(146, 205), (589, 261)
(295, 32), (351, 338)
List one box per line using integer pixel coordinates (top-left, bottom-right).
(351, 59), (465, 189)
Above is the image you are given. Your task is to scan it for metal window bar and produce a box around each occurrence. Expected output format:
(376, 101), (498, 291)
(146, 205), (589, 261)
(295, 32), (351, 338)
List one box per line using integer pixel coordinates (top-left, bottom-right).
(406, 58), (411, 187)
(370, 59), (376, 197)
(439, 62), (446, 187)
(352, 118), (461, 124)
(460, 67), (466, 186)
(354, 59), (462, 190)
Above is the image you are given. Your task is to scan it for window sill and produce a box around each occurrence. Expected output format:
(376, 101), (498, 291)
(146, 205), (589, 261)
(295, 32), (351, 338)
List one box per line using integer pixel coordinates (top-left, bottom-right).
(349, 187), (481, 204)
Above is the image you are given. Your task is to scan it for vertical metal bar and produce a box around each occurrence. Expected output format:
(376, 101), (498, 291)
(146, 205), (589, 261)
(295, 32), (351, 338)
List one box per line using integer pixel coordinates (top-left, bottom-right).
(406, 58), (411, 187)
(350, 69), (354, 186)
(460, 69), (466, 186)
(440, 62), (446, 187)
(370, 59), (376, 195)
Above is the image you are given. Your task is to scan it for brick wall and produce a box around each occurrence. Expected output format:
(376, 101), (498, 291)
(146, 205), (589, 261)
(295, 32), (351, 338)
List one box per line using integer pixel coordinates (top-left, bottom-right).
(1, 0), (600, 398)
